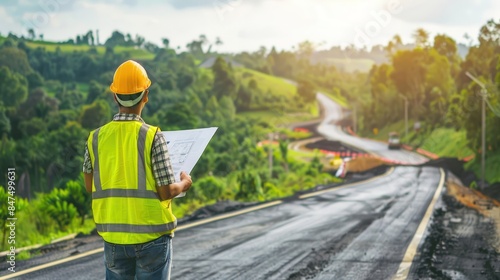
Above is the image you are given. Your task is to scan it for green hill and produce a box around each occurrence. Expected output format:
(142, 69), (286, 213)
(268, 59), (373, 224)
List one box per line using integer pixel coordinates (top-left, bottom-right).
(1, 36), (155, 60)
(234, 67), (297, 98)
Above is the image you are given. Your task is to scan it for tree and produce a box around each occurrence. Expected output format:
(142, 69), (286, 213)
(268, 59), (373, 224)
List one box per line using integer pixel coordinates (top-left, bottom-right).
(45, 121), (88, 183)
(413, 28), (430, 48)
(212, 57), (238, 100)
(215, 37), (223, 50)
(104, 31), (126, 47)
(86, 80), (104, 103)
(433, 34), (457, 61)
(0, 47), (33, 75)
(391, 49), (427, 117)
(385, 34), (403, 54)
(79, 99), (111, 129)
(298, 41), (315, 59)
(219, 96), (236, 121)
(85, 30), (95, 45)
(478, 19), (500, 46)
(297, 79), (316, 103)
(160, 103), (199, 130)
(0, 66), (28, 108)
(27, 28), (35, 40)
(26, 71), (45, 90)
(162, 38), (170, 49)
(235, 84), (253, 111)
(135, 34), (145, 48)
(0, 105), (10, 136)
(17, 88), (58, 120)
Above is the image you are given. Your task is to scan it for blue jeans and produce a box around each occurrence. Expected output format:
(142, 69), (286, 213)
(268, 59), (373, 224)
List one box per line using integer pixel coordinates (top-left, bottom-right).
(104, 235), (172, 280)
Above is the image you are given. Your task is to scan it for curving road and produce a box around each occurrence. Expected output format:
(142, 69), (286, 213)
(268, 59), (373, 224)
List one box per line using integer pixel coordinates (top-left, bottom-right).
(316, 93), (428, 165)
(2, 94), (443, 280)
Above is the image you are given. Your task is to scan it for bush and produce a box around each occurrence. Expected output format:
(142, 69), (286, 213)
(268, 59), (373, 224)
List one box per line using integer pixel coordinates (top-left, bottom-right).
(40, 188), (78, 231)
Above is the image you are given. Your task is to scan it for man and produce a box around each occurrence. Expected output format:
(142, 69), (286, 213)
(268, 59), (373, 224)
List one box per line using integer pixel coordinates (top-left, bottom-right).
(82, 60), (192, 280)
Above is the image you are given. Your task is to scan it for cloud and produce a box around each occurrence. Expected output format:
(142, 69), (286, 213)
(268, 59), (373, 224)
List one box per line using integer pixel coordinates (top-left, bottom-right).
(394, 0), (494, 26)
(0, 0), (497, 52)
(168, 0), (251, 10)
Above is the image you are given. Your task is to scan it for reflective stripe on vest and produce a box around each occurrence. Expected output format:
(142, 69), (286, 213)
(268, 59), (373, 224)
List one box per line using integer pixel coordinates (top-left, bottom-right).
(95, 220), (177, 233)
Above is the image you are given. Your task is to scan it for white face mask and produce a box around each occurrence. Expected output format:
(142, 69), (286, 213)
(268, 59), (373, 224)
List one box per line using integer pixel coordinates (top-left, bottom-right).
(115, 90), (146, 107)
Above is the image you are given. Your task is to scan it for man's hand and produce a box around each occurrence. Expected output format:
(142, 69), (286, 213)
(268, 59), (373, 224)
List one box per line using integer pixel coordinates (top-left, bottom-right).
(180, 171), (192, 192)
(157, 171), (193, 200)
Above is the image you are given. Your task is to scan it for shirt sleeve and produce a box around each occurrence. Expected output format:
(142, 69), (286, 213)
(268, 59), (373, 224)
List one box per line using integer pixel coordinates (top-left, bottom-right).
(151, 132), (176, 187)
(82, 143), (93, 173)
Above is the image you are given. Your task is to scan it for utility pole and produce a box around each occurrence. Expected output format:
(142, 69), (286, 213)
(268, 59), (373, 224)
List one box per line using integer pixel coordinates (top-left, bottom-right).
(466, 72), (487, 190)
(352, 104), (357, 134)
(268, 132), (274, 178)
(400, 95), (409, 140)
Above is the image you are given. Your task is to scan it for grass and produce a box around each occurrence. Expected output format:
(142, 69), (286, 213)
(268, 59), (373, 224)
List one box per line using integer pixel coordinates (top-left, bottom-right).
(420, 128), (474, 159)
(239, 109), (317, 126)
(1, 213), (96, 252)
(23, 40), (155, 60)
(234, 68), (297, 97)
(361, 120), (475, 159)
(234, 68), (320, 126)
(466, 154), (500, 184)
(360, 118), (500, 184)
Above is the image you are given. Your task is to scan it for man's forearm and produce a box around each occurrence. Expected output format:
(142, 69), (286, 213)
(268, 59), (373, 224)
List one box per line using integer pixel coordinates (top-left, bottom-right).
(158, 180), (190, 200)
(84, 172), (93, 193)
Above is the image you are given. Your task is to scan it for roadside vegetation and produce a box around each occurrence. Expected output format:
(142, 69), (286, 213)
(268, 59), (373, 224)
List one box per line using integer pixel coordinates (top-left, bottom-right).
(0, 30), (339, 252)
(344, 20), (500, 186)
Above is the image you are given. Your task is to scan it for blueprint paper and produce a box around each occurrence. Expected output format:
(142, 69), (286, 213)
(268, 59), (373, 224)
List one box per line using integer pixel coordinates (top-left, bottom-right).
(162, 127), (217, 198)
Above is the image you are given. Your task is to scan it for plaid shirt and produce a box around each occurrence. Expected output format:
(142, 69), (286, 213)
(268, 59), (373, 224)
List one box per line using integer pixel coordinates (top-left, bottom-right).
(82, 113), (176, 187)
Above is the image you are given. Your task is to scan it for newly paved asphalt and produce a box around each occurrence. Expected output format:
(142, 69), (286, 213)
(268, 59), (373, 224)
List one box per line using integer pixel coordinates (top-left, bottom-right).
(4, 94), (443, 279)
(13, 166), (442, 280)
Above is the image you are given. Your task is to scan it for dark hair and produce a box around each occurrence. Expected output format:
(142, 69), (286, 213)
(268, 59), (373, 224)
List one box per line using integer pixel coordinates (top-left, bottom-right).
(116, 91), (143, 101)
(115, 91), (145, 108)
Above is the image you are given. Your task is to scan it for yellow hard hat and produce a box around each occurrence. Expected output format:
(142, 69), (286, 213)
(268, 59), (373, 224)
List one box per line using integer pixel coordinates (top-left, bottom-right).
(110, 60), (151, 94)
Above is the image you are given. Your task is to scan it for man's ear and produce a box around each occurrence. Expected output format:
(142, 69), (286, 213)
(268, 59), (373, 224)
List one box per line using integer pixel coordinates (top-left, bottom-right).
(143, 90), (149, 104)
(113, 94), (118, 104)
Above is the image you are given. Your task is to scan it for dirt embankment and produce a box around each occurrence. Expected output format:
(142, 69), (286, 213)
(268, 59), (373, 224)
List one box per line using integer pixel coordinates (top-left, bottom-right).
(413, 174), (500, 279)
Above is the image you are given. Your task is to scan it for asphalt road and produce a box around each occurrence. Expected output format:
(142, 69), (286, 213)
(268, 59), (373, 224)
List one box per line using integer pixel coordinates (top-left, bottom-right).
(316, 93), (428, 165)
(14, 166), (443, 280)
(4, 94), (443, 280)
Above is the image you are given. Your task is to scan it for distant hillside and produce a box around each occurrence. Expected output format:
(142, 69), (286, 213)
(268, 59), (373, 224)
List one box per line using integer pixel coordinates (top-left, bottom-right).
(0, 36), (155, 60)
(199, 56), (242, 68)
(457, 43), (469, 59)
(311, 43), (469, 73)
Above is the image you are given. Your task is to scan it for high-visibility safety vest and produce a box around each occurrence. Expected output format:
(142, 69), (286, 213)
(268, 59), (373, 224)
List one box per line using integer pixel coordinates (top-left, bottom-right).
(87, 120), (177, 244)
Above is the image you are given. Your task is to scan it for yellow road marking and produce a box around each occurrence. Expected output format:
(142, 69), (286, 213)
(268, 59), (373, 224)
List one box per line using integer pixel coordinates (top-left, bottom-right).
(0, 200), (283, 280)
(393, 168), (446, 280)
(0, 248), (103, 280)
(299, 167), (395, 199)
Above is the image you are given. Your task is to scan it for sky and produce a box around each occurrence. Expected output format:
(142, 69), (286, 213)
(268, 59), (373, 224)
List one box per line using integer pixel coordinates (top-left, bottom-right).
(0, 0), (498, 53)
